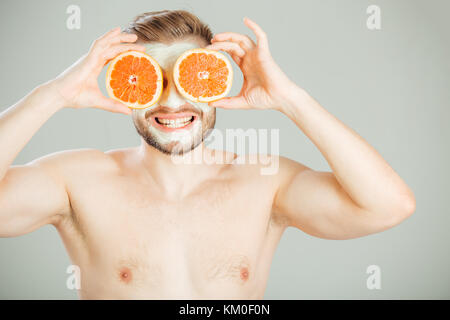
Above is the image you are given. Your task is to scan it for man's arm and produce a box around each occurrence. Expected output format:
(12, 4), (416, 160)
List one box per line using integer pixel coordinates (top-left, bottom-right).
(0, 154), (72, 237)
(0, 84), (74, 237)
(273, 86), (416, 239)
(203, 17), (415, 239)
(0, 28), (143, 237)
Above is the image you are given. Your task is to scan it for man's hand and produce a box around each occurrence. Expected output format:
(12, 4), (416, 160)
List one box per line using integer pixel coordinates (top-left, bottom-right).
(206, 18), (415, 240)
(205, 17), (296, 111)
(0, 28), (145, 237)
(49, 27), (145, 114)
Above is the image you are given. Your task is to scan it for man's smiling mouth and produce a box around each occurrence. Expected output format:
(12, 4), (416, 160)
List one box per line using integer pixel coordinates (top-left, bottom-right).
(148, 112), (197, 132)
(155, 115), (195, 128)
(146, 105), (201, 132)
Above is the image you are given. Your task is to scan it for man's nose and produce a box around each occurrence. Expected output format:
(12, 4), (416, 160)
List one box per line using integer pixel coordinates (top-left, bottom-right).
(157, 73), (186, 109)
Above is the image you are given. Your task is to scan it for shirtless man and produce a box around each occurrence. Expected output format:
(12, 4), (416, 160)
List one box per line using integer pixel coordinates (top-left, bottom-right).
(0, 10), (415, 299)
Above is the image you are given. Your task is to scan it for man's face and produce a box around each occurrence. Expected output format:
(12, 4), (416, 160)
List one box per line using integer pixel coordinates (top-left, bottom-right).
(131, 39), (216, 155)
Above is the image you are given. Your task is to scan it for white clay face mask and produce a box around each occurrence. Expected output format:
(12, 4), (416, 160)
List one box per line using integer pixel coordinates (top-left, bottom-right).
(132, 41), (215, 146)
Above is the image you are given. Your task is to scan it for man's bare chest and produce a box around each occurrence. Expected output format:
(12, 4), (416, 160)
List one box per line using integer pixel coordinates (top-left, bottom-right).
(59, 172), (281, 294)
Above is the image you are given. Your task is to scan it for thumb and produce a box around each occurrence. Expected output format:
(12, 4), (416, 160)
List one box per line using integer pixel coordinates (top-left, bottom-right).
(95, 97), (132, 115)
(208, 96), (249, 109)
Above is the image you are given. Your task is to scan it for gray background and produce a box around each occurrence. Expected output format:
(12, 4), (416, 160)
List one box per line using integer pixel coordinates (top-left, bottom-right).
(0, 0), (448, 299)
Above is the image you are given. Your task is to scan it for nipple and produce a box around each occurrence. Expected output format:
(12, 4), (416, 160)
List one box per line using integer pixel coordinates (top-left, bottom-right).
(240, 267), (249, 281)
(119, 267), (132, 284)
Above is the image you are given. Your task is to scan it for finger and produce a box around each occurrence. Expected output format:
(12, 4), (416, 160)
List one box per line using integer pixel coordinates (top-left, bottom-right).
(206, 43), (242, 66)
(230, 53), (242, 66)
(108, 32), (139, 45)
(208, 96), (249, 109)
(205, 43), (242, 65)
(243, 17), (269, 50)
(205, 41), (246, 58)
(104, 27), (122, 38)
(103, 43), (147, 61)
(95, 27), (121, 46)
(212, 32), (255, 51)
(95, 97), (132, 114)
(91, 27), (122, 54)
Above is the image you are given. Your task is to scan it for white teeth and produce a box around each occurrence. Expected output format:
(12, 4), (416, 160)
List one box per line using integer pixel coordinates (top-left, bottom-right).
(158, 117), (191, 124)
(157, 116), (193, 128)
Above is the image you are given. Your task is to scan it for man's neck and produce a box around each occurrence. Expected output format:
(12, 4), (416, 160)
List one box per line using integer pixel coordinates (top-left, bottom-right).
(136, 139), (218, 199)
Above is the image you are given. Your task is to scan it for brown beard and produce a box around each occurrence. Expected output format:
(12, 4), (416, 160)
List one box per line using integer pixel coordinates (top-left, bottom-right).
(133, 106), (216, 155)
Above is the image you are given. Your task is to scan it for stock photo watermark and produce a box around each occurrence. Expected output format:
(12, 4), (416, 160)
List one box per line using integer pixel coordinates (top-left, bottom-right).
(66, 4), (81, 30)
(366, 265), (381, 290)
(66, 265), (81, 290)
(170, 128), (280, 175)
(366, 5), (381, 30)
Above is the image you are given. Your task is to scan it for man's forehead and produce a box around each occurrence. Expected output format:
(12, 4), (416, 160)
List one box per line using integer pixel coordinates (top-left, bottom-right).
(142, 41), (205, 69)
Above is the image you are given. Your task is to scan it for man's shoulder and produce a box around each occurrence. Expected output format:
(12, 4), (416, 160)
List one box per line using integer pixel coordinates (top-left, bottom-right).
(28, 147), (132, 176)
(231, 153), (306, 169)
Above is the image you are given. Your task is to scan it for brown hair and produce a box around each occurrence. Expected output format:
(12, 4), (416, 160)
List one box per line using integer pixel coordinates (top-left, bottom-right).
(124, 10), (213, 45)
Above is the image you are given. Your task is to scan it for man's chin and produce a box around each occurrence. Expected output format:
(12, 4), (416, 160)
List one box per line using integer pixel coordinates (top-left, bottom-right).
(133, 116), (216, 156)
(162, 142), (197, 156)
(141, 133), (204, 156)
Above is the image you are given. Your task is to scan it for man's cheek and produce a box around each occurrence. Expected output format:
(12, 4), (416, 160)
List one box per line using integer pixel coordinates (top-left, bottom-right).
(193, 102), (212, 114)
(132, 109), (146, 121)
